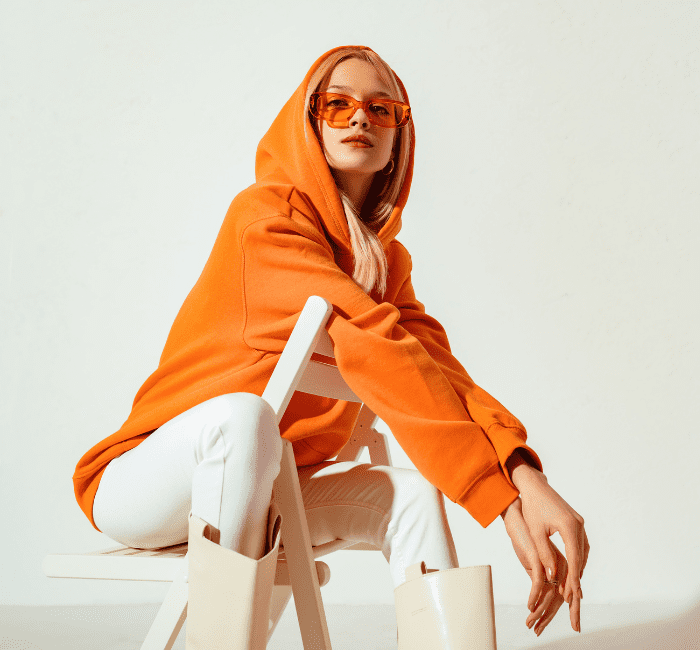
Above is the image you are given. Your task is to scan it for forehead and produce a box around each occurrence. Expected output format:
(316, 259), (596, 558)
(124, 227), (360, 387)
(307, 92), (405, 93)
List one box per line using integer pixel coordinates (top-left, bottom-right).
(324, 59), (393, 97)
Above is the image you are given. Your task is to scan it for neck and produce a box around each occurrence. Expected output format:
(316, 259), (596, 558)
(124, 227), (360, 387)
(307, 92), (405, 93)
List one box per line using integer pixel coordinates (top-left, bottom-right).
(332, 169), (375, 212)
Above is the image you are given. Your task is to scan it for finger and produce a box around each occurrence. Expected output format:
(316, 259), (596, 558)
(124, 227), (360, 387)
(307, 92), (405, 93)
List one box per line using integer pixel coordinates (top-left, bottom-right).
(580, 528), (590, 579)
(533, 595), (565, 637)
(504, 500), (545, 613)
(526, 588), (547, 627)
(526, 582), (558, 630)
(568, 585), (582, 632)
(577, 519), (585, 583)
(530, 532), (559, 596)
(559, 522), (584, 603)
(528, 542), (566, 629)
(528, 558), (546, 613)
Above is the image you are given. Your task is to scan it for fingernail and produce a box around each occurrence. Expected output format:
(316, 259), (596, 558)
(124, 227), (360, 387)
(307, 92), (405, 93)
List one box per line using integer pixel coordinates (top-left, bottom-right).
(577, 587), (583, 599)
(547, 566), (555, 580)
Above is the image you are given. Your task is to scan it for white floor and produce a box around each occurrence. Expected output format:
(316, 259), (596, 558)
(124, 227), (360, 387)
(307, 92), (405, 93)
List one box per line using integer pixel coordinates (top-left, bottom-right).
(0, 599), (697, 650)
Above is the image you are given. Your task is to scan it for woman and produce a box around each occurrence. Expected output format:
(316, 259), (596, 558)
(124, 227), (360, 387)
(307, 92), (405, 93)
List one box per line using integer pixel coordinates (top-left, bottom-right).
(73, 45), (589, 642)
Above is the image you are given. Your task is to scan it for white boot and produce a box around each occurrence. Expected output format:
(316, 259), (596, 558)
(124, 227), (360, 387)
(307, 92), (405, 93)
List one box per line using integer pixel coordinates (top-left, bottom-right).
(186, 503), (283, 649)
(394, 562), (498, 649)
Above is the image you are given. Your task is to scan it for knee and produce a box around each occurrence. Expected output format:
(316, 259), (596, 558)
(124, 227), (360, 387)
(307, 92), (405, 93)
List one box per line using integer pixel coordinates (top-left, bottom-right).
(199, 393), (281, 451)
(201, 392), (276, 424)
(400, 469), (444, 508)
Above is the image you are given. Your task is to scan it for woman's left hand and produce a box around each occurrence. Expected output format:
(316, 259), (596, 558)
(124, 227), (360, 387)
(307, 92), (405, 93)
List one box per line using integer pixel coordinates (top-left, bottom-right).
(501, 462), (590, 635)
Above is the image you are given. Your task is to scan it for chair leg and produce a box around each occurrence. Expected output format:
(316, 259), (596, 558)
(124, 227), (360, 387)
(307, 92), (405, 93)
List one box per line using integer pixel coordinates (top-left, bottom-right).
(140, 559), (189, 650)
(273, 440), (333, 650)
(267, 584), (293, 643)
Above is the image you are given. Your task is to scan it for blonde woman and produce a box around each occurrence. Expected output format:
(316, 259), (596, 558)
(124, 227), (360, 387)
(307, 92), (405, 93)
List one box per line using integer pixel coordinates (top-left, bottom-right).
(74, 45), (589, 647)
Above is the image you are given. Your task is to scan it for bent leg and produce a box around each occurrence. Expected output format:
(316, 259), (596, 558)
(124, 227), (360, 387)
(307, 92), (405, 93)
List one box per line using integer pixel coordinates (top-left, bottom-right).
(297, 461), (460, 588)
(92, 393), (283, 560)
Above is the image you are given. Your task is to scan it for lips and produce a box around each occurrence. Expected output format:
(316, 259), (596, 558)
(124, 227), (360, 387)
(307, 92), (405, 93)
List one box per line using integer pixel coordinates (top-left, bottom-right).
(342, 135), (372, 146)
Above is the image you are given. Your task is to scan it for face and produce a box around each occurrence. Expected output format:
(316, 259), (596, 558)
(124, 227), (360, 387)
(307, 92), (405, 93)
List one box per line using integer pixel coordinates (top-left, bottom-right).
(317, 58), (397, 177)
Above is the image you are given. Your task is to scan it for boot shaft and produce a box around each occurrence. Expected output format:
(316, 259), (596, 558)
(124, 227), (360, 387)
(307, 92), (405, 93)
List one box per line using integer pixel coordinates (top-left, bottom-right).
(186, 504), (283, 650)
(394, 562), (497, 650)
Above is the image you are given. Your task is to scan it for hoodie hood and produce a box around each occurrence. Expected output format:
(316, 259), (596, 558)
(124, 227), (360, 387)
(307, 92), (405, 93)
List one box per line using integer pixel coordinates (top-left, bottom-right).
(254, 45), (415, 254)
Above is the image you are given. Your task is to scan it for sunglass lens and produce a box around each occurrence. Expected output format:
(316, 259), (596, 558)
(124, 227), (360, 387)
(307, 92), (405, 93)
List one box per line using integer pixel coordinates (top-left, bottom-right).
(368, 102), (396, 127)
(313, 94), (407, 128)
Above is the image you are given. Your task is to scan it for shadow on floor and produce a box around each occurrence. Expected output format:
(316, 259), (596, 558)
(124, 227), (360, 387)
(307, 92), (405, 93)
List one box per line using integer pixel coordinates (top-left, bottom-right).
(521, 599), (699, 650)
(0, 598), (697, 649)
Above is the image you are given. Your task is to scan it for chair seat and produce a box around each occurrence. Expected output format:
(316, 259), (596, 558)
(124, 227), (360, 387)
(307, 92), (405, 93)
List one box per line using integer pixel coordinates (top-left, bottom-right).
(43, 538), (379, 584)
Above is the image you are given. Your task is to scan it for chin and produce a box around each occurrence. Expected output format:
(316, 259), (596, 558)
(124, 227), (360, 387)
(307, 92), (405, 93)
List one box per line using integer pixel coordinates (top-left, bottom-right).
(332, 160), (385, 175)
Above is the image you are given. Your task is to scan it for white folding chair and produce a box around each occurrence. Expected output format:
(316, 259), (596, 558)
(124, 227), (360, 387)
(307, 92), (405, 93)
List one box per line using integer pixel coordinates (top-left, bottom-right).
(44, 295), (394, 650)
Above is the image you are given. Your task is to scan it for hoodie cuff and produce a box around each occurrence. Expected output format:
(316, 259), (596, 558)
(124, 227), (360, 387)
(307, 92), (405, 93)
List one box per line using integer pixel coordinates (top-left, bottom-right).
(455, 463), (520, 528)
(485, 423), (544, 491)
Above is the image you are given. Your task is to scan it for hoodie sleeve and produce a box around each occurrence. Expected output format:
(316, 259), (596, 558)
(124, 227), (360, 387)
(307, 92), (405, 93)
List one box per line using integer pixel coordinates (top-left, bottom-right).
(392, 252), (544, 490)
(242, 214), (522, 527)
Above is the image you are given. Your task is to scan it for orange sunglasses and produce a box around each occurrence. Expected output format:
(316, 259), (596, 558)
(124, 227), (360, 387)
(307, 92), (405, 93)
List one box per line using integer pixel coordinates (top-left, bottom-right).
(310, 92), (411, 129)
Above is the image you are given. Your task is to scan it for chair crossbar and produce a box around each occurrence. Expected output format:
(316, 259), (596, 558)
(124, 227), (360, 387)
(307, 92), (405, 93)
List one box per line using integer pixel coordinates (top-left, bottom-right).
(295, 359), (361, 402)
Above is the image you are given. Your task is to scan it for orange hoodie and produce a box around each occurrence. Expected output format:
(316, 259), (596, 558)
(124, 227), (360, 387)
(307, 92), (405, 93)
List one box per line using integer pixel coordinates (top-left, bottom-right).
(73, 45), (543, 532)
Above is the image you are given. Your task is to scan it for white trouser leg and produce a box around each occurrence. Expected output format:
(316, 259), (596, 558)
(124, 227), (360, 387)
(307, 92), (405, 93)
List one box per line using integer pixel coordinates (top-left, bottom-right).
(93, 393), (283, 560)
(297, 461), (460, 588)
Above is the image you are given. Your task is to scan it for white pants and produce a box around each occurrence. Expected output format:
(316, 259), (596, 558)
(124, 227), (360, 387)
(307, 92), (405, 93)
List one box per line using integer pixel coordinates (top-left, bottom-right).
(92, 393), (460, 588)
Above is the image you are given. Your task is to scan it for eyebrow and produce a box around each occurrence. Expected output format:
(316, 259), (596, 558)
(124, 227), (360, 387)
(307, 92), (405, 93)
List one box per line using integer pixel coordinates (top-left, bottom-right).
(326, 85), (392, 98)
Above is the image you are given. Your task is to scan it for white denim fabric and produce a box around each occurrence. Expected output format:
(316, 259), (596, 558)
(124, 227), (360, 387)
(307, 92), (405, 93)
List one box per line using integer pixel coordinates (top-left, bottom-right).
(92, 393), (460, 588)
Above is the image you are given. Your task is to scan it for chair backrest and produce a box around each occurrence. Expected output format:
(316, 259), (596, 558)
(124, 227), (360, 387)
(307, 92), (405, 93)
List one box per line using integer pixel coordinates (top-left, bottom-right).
(261, 295), (370, 424)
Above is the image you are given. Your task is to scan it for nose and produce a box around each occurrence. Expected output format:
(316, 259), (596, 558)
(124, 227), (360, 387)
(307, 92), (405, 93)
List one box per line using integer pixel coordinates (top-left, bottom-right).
(349, 107), (370, 128)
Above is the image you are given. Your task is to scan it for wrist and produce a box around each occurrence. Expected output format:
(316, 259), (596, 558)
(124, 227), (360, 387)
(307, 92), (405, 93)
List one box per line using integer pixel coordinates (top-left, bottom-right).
(505, 450), (545, 491)
(500, 497), (517, 518)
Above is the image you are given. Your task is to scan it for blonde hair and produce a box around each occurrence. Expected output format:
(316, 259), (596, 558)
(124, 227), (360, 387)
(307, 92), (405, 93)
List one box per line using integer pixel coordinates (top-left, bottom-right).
(304, 48), (411, 299)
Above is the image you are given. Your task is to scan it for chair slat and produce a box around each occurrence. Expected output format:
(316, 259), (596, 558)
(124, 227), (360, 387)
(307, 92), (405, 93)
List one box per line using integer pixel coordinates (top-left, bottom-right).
(314, 327), (335, 358)
(85, 543), (188, 558)
(43, 553), (185, 582)
(296, 359), (361, 402)
(278, 538), (377, 560)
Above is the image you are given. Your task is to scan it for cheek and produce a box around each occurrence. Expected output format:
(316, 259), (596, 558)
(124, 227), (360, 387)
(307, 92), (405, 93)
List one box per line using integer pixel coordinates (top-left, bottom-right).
(380, 135), (395, 159)
(318, 121), (329, 146)
(321, 124), (340, 155)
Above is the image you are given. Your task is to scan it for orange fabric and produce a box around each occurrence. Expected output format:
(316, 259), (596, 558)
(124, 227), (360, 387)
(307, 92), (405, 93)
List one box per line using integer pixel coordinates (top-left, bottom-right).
(73, 45), (542, 532)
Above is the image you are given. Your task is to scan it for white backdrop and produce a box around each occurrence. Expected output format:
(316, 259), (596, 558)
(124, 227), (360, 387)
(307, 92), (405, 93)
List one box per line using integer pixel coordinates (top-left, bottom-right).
(1, 0), (698, 608)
